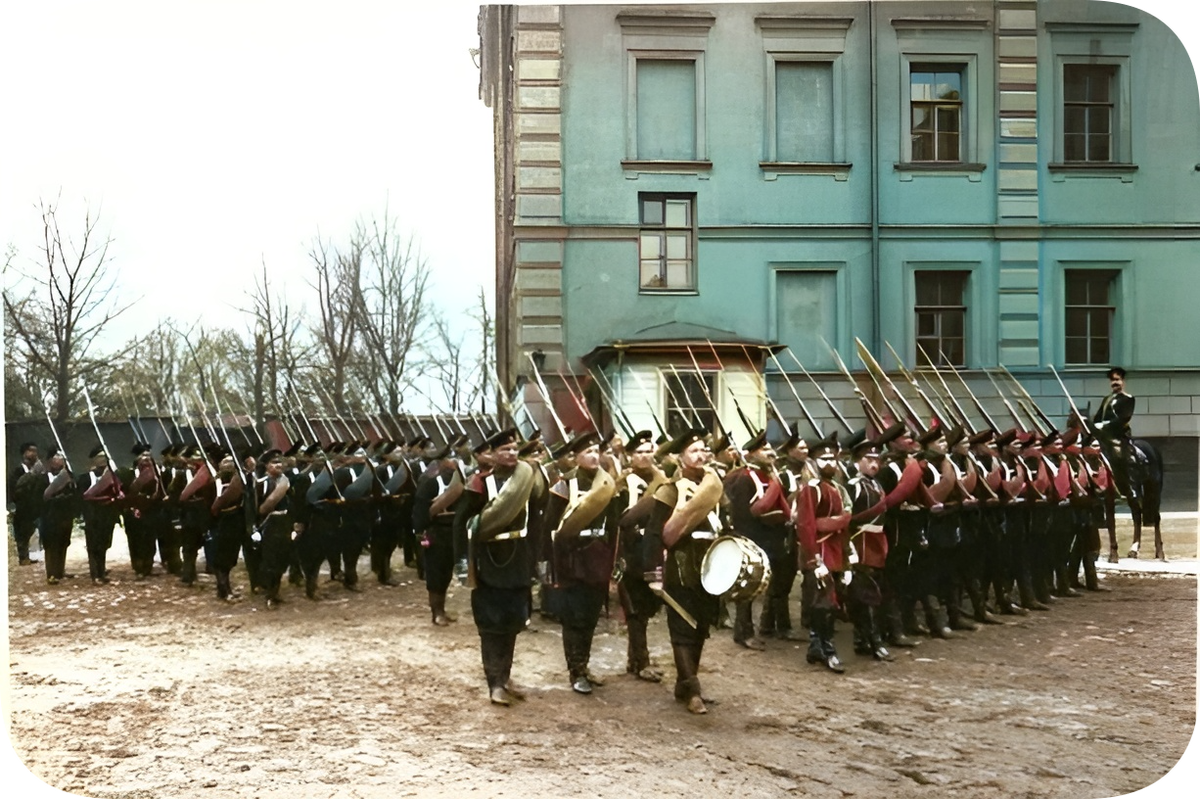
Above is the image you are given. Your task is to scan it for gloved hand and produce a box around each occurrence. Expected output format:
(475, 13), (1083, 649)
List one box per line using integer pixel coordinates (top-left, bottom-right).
(250, 531), (262, 544)
(848, 543), (859, 566)
(813, 561), (830, 582)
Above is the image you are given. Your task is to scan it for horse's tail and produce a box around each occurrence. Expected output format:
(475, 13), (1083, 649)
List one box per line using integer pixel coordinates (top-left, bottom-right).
(1133, 438), (1164, 524)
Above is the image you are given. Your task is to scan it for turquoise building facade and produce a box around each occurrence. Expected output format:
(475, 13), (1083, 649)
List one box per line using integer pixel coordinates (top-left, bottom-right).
(478, 1), (1200, 508)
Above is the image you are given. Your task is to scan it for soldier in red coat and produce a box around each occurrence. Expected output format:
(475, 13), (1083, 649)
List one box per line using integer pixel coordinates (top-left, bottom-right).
(794, 434), (851, 673)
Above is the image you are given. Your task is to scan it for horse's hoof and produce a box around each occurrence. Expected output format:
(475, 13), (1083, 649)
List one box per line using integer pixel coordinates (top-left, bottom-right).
(1127, 550), (1139, 559)
(1107, 551), (1120, 564)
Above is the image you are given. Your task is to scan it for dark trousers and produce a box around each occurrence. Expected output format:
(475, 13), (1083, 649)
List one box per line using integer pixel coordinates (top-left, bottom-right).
(337, 517), (372, 586)
(298, 514), (336, 597)
(157, 523), (183, 574)
(618, 576), (661, 673)
(423, 526), (456, 593)
(370, 521), (399, 582)
(259, 518), (292, 599)
(84, 518), (116, 580)
(12, 511), (37, 561)
(180, 524), (206, 585)
(125, 517), (159, 577)
(40, 519), (72, 580)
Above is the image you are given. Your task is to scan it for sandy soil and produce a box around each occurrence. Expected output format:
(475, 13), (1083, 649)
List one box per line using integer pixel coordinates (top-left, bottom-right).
(3, 523), (1197, 799)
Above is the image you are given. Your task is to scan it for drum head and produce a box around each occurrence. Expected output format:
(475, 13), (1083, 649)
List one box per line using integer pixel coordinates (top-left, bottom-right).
(700, 537), (743, 595)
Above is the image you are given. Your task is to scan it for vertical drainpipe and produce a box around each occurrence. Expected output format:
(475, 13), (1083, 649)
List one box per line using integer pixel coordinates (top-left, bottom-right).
(869, 0), (882, 354)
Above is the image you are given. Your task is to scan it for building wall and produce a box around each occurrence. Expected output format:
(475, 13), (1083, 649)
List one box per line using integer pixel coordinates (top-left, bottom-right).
(481, 1), (1200, 508)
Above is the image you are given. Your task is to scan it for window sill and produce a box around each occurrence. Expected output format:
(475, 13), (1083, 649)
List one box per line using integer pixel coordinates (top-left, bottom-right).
(894, 162), (986, 182)
(638, 288), (699, 296)
(622, 160), (713, 179)
(1048, 162), (1138, 183)
(760, 162), (852, 181)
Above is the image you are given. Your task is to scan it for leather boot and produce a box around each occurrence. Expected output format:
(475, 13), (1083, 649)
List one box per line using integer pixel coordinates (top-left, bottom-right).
(1018, 576), (1049, 611)
(947, 599), (977, 631)
(775, 596), (802, 640)
(881, 600), (919, 647)
(1083, 552), (1111, 592)
(430, 591), (455, 625)
(866, 608), (894, 661)
(817, 610), (844, 673)
(758, 595), (777, 638)
(305, 573), (320, 600)
(734, 601), (765, 650)
(1054, 564), (1082, 597)
(564, 628), (591, 694)
(925, 595), (953, 639)
(180, 555), (197, 586)
(671, 645), (705, 713)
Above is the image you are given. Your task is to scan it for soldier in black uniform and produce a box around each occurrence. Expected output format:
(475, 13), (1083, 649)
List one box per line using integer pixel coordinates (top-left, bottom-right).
(38, 448), (78, 585)
(332, 443), (377, 592)
(121, 443), (166, 580)
(456, 429), (536, 706)
(253, 449), (293, 609)
(412, 440), (462, 625)
(644, 429), (724, 715)
(210, 449), (248, 602)
(177, 445), (215, 586)
(8, 441), (41, 565)
(78, 446), (123, 584)
(614, 430), (666, 681)
(1094, 366), (1134, 440)
(371, 442), (412, 586)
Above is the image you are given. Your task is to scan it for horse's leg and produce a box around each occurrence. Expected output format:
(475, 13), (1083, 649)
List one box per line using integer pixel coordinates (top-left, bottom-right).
(1127, 500), (1142, 559)
(1154, 520), (1166, 561)
(1105, 490), (1119, 563)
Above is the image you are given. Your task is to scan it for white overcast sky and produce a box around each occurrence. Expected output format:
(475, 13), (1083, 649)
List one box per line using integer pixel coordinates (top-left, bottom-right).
(0, 0), (496, 351)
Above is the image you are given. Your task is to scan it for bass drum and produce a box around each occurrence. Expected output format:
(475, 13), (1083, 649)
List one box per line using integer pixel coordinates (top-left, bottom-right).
(699, 535), (772, 601)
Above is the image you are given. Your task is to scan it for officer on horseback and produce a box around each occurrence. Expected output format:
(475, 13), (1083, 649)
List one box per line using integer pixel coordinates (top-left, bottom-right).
(1093, 367), (1134, 440)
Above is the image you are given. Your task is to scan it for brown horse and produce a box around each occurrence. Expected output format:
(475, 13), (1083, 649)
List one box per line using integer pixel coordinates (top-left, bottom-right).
(1097, 430), (1165, 561)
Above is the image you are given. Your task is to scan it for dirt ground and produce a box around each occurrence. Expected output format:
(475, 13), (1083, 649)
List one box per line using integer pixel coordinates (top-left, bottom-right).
(3, 521), (1197, 799)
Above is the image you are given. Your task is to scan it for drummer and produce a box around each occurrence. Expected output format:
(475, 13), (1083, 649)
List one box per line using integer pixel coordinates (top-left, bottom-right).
(723, 429), (792, 651)
(644, 428), (725, 714)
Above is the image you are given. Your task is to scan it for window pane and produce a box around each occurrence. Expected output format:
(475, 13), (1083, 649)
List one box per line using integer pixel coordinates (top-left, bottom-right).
(1064, 67), (1088, 102)
(1088, 106), (1111, 135)
(641, 199), (663, 225)
(640, 260), (664, 288)
(1065, 276), (1087, 305)
(664, 199), (689, 227)
(1064, 106), (1085, 135)
(943, 311), (964, 338)
(943, 339), (964, 366)
(937, 130), (960, 161)
(637, 60), (697, 160)
(911, 72), (934, 101)
(1065, 337), (1087, 364)
(639, 233), (661, 259)
(1087, 277), (1109, 305)
(935, 72), (961, 100)
(1093, 338), (1110, 364)
(941, 273), (966, 303)
(1064, 133), (1084, 161)
(1090, 309), (1110, 338)
(917, 313), (937, 336)
(912, 106), (932, 133)
(937, 106), (960, 133)
(665, 234), (688, 260)
(1065, 309), (1087, 336)
(666, 260), (691, 289)
(1088, 134), (1111, 162)
(915, 278), (937, 305)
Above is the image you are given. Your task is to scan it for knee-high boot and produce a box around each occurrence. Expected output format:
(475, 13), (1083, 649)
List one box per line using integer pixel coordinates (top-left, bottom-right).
(627, 615), (650, 673)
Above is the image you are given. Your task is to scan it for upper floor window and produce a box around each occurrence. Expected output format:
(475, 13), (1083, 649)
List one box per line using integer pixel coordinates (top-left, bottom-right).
(639, 194), (695, 292)
(910, 67), (964, 163)
(915, 270), (968, 366)
(636, 58), (699, 160)
(775, 60), (834, 162)
(1065, 270), (1117, 365)
(1063, 65), (1116, 163)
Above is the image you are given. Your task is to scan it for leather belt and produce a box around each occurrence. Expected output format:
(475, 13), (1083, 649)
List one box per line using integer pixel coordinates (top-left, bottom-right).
(578, 528), (606, 539)
(859, 523), (884, 533)
(490, 529), (527, 541)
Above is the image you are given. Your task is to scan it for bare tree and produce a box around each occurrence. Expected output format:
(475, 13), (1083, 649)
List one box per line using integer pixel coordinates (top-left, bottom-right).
(308, 234), (364, 412)
(471, 285), (494, 414)
(2, 197), (137, 421)
(242, 260), (310, 423)
(353, 212), (431, 415)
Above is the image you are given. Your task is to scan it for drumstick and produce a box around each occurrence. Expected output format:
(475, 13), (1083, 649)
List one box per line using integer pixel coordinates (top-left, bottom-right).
(653, 586), (698, 629)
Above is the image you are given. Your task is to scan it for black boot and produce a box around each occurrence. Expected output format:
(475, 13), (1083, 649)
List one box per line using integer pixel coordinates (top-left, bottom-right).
(565, 628), (592, 694)
(671, 644), (705, 714)
(866, 608), (894, 661)
(1083, 551), (1111, 592)
(758, 595), (777, 638)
